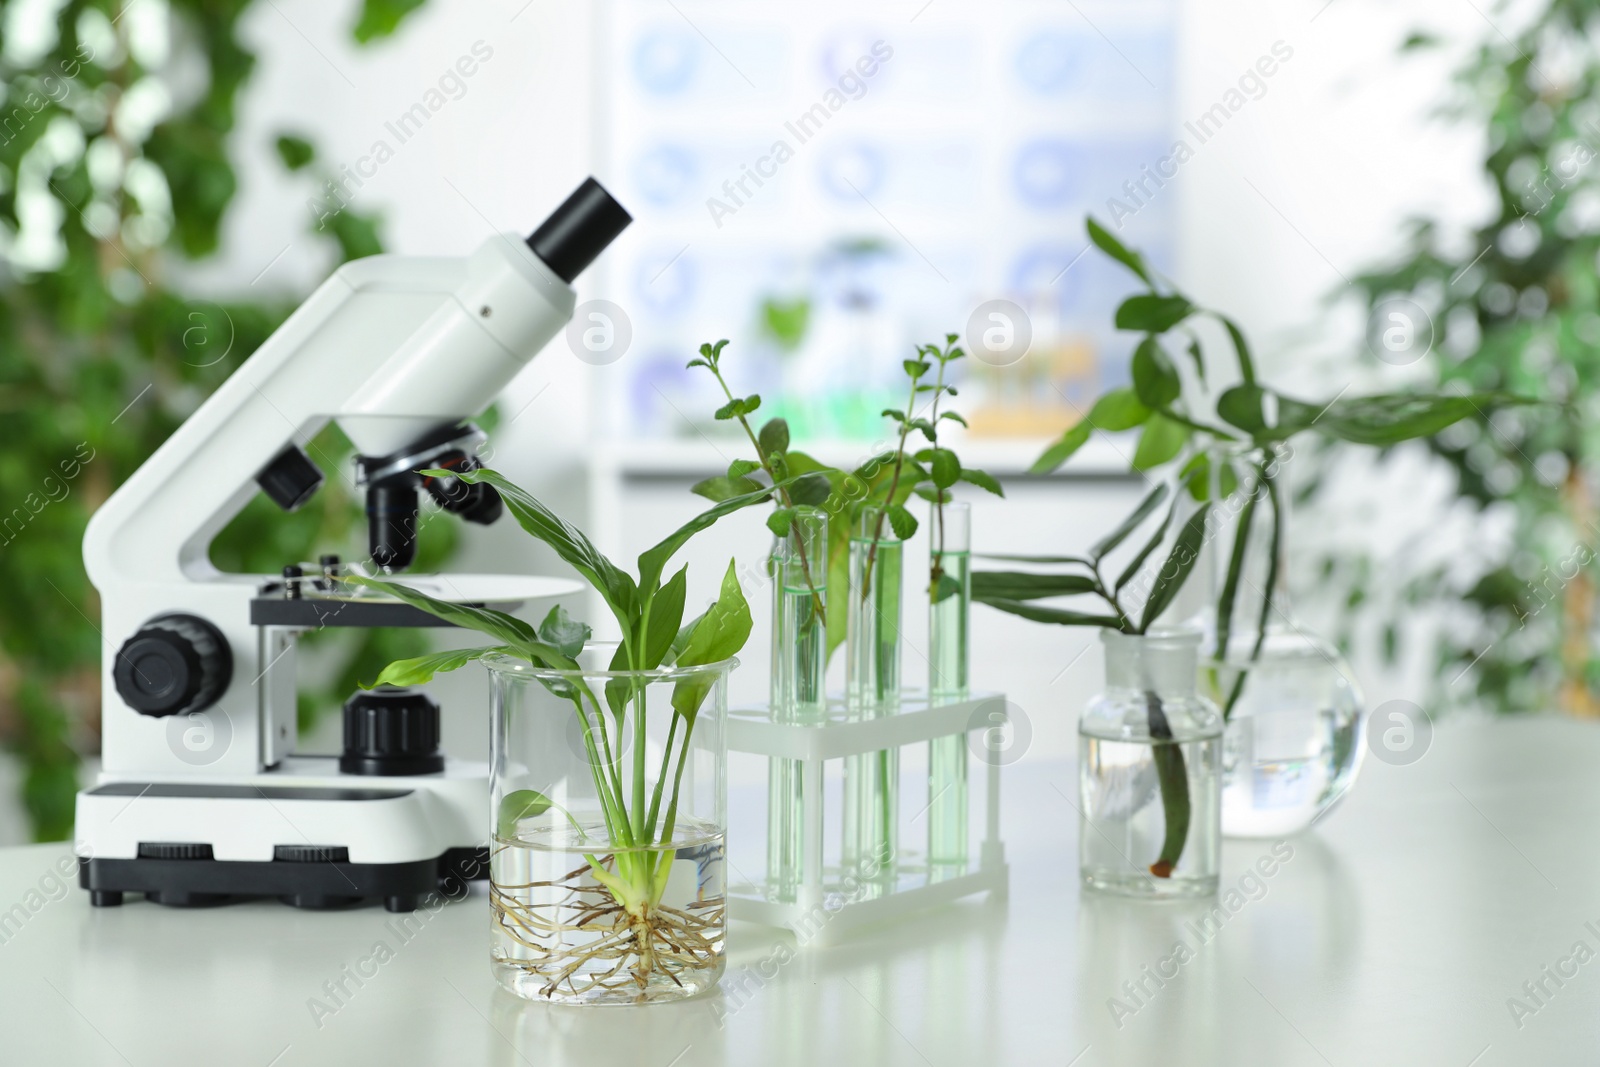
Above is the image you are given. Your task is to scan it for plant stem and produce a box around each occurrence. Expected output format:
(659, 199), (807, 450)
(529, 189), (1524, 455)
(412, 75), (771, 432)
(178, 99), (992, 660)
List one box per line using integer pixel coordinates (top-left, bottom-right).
(863, 371), (921, 602)
(705, 363), (827, 629)
(928, 356), (950, 597)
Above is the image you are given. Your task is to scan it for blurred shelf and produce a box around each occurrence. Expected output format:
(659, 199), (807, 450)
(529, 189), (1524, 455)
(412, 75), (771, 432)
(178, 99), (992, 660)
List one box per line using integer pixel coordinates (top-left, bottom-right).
(591, 433), (1135, 481)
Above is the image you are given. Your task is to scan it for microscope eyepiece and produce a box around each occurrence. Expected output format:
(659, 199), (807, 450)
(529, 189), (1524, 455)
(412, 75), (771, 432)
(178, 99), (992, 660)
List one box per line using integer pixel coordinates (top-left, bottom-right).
(526, 177), (632, 283)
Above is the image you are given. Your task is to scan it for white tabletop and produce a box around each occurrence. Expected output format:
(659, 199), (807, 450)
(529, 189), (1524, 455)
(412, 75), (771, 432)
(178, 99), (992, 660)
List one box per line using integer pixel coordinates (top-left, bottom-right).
(0, 716), (1591, 1066)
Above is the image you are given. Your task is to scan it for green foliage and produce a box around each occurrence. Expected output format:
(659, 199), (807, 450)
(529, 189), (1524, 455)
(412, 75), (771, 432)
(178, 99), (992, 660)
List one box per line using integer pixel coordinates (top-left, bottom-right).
(0, 0), (427, 839)
(687, 339), (835, 648)
(1309, 0), (1600, 714)
(353, 0), (429, 43)
(1017, 218), (1520, 718)
(972, 471), (1209, 637)
(274, 135), (316, 172)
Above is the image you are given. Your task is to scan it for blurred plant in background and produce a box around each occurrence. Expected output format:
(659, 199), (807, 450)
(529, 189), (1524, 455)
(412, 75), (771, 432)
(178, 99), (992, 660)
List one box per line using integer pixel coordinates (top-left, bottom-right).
(0, 0), (433, 839)
(1316, 0), (1600, 716)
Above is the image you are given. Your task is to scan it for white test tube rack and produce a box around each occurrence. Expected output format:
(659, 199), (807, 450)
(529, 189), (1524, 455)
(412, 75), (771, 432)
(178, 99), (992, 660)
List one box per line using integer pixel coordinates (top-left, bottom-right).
(725, 690), (1010, 945)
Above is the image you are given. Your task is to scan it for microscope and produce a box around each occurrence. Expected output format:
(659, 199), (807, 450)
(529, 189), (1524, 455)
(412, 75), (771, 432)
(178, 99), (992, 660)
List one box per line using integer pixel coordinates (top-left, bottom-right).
(75, 178), (631, 912)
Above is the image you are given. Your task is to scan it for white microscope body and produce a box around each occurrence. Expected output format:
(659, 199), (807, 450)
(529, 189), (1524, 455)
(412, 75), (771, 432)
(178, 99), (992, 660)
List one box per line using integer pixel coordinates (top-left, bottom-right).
(74, 179), (629, 911)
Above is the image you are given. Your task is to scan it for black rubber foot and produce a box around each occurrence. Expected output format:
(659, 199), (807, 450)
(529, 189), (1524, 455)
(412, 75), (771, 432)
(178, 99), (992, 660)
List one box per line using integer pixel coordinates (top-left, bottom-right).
(89, 890), (123, 907)
(147, 890), (230, 908)
(280, 894), (363, 910)
(384, 895), (419, 913)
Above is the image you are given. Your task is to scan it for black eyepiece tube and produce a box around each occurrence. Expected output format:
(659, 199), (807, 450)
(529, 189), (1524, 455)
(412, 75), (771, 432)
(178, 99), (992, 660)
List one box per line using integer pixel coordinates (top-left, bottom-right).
(526, 177), (632, 283)
(367, 485), (419, 573)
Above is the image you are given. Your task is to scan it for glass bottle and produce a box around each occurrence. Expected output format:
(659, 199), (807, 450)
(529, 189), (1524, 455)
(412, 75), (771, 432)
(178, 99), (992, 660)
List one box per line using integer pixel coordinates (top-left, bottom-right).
(927, 500), (970, 867)
(1080, 629), (1221, 898)
(843, 504), (902, 886)
(1206, 468), (1365, 837)
(767, 507), (828, 901)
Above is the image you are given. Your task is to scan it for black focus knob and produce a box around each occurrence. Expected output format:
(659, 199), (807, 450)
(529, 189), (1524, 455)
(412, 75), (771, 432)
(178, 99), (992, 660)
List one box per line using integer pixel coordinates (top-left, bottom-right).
(340, 687), (444, 776)
(113, 614), (232, 719)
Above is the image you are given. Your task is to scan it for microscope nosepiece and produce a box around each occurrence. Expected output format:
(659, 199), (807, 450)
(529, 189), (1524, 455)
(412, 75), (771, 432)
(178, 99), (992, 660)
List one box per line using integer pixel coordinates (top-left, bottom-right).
(526, 177), (632, 283)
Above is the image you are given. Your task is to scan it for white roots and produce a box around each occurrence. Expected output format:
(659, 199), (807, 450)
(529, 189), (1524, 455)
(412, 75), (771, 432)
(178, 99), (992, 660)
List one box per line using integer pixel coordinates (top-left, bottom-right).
(491, 856), (724, 1002)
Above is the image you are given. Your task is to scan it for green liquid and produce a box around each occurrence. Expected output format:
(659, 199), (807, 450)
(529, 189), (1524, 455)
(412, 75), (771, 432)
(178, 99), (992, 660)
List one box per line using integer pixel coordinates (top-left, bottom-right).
(929, 550), (970, 697)
(843, 534), (903, 885)
(768, 579), (826, 901)
(928, 548), (970, 867)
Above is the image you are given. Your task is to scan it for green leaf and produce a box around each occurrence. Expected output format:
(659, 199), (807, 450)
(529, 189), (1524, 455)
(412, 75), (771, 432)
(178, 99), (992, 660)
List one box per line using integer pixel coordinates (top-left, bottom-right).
(444, 469), (639, 628)
(1115, 494), (1179, 594)
(1132, 413), (1188, 470)
(915, 485), (951, 503)
(1131, 337), (1181, 408)
(971, 571), (1099, 600)
(975, 597), (1124, 628)
(903, 359), (932, 378)
(959, 468), (1004, 496)
(678, 561), (752, 669)
(352, 0), (427, 42)
(365, 645), (512, 688)
(1184, 336), (1207, 386)
(1116, 295), (1193, 334)
(690, 474), (764, 502)
(1089, 388), (1151, 431)
(975, 552), (1094, 565)
(714, 395), (761, 420)
(1315, 393), (1488, 446)
(1086, 217), (1153, 285)
(789, 471), (833, 506)
(758, 418), (790, 460)
(641, 566), (689, 670)
(637, 477), (796, 599)
(274, 135), (315, 172)
(1138, 503), (1211, 632)
(932, 573), (963, 604)
(497, 789), (553, 839)
(783, 452), (854, 661)
(1180, 453), (1210, 501)
(767, 508), (795, 537)
(344, 574), (538, 650)
(728, 458), (762, 479)
(940, 411), (969, 428)
(1217, 384), (1267, 434)
(1214, 314), (1256, 386)
(1091, 482), (1169, 560)
(1219, 460), (1239, 500)
(536, 604), (590, 659)
(671, 560), (754, 721)
(887, 503), (918, 540)
(1031, 421), (1092, 473)
(930, 448), (961, 489)
(1214, 479), (1261, 678)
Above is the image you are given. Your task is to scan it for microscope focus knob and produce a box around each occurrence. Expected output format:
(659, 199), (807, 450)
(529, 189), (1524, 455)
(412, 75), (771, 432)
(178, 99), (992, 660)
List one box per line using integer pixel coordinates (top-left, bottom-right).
(340, 687), (445, 776)
(113, 614), (233, 718)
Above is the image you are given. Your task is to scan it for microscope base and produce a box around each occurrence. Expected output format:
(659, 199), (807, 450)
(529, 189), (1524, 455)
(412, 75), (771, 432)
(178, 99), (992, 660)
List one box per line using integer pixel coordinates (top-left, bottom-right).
(73, 758), (491, 912)
(77, 847), (487, 912)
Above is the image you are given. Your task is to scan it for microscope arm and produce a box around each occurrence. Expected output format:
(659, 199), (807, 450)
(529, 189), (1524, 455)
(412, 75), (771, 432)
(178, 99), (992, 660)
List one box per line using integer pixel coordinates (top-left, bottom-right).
(83, 239), (574, 590)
